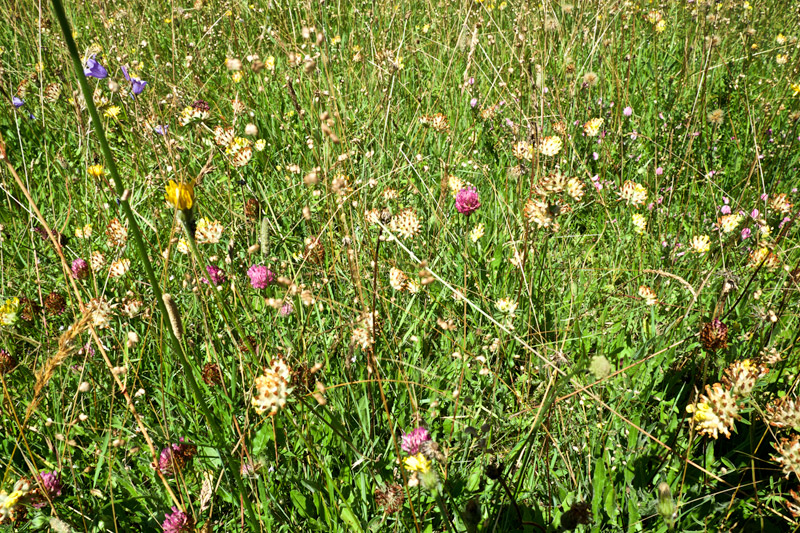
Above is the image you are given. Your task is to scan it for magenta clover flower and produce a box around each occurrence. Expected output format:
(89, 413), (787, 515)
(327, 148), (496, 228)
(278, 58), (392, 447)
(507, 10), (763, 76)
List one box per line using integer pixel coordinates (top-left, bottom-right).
(455, 187), (481, 217)
(401, 427), (431, 454)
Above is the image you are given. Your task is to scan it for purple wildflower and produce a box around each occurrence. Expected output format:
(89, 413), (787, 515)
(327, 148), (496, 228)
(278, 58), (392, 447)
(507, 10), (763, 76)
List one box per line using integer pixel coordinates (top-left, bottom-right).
(741, 227), (751, 240)
(84, 57), (108, 79)
(655, 167), (663, 176)
(71, 258), (89, 280)
(12, 96), (24, 108)
(203, 265), (227, 285)
(401, 427), (431, 454)
(455, 187), (481, 217)
(162, 507), (193, 533)
(470, 97), (478, 108)
(247, 265), (275, 289)
(121, 65), (147, 96)
(280, 301), (294, 316)
(154, 124), (168, 135)
(32, 471), (63, 508)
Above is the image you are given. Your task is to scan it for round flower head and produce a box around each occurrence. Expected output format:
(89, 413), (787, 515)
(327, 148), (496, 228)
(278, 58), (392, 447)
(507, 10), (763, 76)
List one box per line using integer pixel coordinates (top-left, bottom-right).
(157, 439), (197, 476)
(401, 427), (431, 454)
(162, 506), (193, 533)
(32, 471), (63, 508)
(247, 265), (275, 289)
(203, 265), (227, 286)
(280, 301), (294, 316)
(71, 258), (89, 280)
(164, 180), (194, 210)
(455, 187), (481, 217)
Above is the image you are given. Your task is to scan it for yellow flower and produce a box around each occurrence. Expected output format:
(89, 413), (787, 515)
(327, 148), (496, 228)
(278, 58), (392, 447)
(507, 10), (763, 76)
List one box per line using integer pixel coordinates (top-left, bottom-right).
(104, 105), (121, 119)
(632, 213), (647, 235)
(88, 164), (105, 178)
(3, 489), (25, 508)
(691, 235), (711, 254)
(792, 83), (800, 96)
(265, 56), (275, 71)
(0, 297), (20, 326)
(165, 180), (194, 210)
(403, 453), (431, 473)
(232, 71), (243, 83)
(655, 20), (667, 34)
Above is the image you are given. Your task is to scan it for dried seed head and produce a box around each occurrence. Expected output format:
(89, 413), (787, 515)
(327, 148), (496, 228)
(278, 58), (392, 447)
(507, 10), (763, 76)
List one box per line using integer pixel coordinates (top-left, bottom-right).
(162, 294), (183, 340)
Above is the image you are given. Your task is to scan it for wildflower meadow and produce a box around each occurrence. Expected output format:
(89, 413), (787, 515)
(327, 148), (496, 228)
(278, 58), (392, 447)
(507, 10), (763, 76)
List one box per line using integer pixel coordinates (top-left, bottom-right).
(2, 0), (800, 531)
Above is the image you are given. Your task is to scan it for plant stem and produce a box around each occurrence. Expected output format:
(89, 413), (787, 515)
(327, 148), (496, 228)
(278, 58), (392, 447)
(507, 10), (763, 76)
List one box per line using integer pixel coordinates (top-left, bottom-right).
(49, 0), (259, 528)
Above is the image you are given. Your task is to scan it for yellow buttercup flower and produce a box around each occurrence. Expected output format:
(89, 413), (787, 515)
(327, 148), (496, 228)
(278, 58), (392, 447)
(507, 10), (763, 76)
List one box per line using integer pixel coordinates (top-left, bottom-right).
(403, 453), (431, 473)
(165, 180), (194, 210)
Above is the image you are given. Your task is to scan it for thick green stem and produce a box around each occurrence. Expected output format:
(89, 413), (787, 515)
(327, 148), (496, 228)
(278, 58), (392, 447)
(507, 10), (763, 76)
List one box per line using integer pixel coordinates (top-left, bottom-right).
(49, 0), (259, 528)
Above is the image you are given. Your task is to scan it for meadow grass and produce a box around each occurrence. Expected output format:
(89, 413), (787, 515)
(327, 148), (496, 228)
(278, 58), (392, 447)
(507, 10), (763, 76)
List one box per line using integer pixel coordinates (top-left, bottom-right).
(1, 0), (799, 531)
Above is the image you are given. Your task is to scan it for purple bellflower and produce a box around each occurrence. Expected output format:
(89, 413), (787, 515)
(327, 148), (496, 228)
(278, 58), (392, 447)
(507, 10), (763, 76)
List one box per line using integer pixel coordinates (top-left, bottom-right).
(84, 57), (108, 79)
(121, 65), (147, 96)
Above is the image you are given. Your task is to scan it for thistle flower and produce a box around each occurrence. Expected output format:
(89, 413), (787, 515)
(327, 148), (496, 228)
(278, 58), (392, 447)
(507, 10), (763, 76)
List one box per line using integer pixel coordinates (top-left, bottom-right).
(455, 187), (481, 217)
(164, 180), (194, 210)
(401, 427), (431, 454)
(247, 265), (275, 289)
(120, 65), (146, 96)
(686, 383), (740, 439)
(162, 506), (193, 533)
(83, 57), (108, 79)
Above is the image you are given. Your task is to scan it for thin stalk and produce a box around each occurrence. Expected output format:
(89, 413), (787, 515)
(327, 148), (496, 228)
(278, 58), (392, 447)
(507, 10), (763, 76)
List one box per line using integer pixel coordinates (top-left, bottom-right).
(49, 0), (259, 528)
